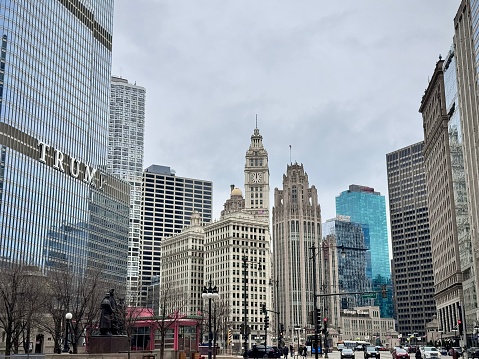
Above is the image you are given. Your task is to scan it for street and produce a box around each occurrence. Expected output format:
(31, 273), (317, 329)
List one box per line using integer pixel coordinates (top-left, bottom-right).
(285, 351), (394, 359)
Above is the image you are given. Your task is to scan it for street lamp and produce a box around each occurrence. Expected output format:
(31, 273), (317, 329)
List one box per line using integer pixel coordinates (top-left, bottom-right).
(62, 312), (72, 353)
(202, 279), (219, 359)
(242, 256), (262, 359)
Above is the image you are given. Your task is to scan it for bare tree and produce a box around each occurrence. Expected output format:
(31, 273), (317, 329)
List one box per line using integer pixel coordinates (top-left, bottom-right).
(0, 264), (48, 355)
(38, 266), (107, 354)
(153, 283), (189, 359)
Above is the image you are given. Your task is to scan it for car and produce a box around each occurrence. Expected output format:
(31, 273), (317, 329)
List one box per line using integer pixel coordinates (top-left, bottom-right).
(392, 348), (411, 359)
(448, 348), (463, 357)
(341, 348), (355, 359)
(376, 347), (388, 352)
(247, 345), (281, 358)
(439, 348), (448, 356)
(365, 346), (380, 359)
(420, 346), (441, 359)
(467, 347), (479, 359)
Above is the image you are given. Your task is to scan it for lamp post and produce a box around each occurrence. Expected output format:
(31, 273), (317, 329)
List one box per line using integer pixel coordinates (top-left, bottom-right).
(202, 279), (219, 359)
(242, 256), (262, 359)
(62, 312), (72, 353)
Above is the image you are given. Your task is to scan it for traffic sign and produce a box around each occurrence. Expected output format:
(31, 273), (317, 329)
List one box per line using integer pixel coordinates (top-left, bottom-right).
(363, 293), (376, 299)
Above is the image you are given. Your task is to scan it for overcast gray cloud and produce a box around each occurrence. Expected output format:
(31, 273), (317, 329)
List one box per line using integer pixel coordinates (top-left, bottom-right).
(111, 1), (460, 225)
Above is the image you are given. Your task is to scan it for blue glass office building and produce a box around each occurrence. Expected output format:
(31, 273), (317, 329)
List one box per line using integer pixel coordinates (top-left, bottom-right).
(336, 185), (390, 280)
(0, 1), (129, 288)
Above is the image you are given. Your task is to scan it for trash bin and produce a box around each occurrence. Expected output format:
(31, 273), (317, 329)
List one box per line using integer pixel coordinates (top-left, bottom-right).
(179, 351), (187, 359)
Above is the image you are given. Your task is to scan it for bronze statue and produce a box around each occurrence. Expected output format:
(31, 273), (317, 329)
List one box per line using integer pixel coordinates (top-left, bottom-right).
(99, 289), (125, 336)
(99, 293), (113, 335)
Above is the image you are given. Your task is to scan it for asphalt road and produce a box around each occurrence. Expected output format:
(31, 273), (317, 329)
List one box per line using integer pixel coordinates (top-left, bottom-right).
(288, 351), (393, 359)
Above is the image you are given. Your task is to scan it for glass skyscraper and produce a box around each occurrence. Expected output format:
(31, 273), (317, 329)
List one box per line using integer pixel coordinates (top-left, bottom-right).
(336, 185), (390, 280)
(322, 216), (372, 327)
(0, 0), (129, 288)
(336, 185), (393, 318)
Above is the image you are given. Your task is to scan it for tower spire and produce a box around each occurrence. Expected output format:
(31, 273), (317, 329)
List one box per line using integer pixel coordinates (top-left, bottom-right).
(255, 114), (258, 129)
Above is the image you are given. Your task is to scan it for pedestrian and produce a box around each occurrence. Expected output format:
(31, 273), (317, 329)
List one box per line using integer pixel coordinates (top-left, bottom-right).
(415, 349), (421, 359)
(290, 345), (294, 357)
(283, 346), (289, 358)
(302, 346), (307, 357)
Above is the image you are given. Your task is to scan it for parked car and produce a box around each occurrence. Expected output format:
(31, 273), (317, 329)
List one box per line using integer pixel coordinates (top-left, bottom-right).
(247, 345), (281, 358)
(392, 348), (411, 359)
(467, 347), (479, 359)
(420, 347), (441, 359)
(448, 348), (463, 357)
(341, 348), (355, 359)
(365, 346), (380, 359)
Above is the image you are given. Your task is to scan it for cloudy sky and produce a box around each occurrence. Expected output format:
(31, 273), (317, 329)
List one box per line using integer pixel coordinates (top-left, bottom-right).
(111, 1), (460, 226)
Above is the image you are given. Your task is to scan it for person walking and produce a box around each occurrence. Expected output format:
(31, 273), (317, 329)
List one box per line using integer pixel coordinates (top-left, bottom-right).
(416, 349), (422, 359)
(283, 346), (289, 358)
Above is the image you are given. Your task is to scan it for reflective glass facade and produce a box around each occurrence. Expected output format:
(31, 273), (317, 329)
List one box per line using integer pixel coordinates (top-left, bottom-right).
(0, 0), (129, 288)
(443, 48), (476, 335)
(336, 185), (390, 280)
(323, 217), (372, 311)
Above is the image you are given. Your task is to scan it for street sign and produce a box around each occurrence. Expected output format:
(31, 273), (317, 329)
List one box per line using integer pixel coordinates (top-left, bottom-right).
(363, 293), (376, 299)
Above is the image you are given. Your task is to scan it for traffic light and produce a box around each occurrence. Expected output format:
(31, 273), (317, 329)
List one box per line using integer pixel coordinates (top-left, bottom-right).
(315, 309), (321, 324)
(381, 285), (387, 298)
(322, 317), (328, 335)
(264, 316), (269, 329)
(280, 323), (285, 336)
(458, 320), (463, 336)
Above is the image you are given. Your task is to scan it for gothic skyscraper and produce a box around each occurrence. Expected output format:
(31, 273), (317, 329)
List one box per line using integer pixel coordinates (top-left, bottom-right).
(272, 163), (322, 338)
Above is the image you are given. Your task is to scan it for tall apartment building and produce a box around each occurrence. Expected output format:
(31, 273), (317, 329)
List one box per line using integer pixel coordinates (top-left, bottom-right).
(272, 163), (322, 338)
(322, 216), (373, 331)
(420, 55), (475, 341)
(139, 165), (212, 305)
(453, 0), (479, 332)
(108, 76), (146, 305)
(386, 142), (436, 338)
(0, 0), (129, 288)
(160, 126), (272, 352)
(335, 185), (393, 318)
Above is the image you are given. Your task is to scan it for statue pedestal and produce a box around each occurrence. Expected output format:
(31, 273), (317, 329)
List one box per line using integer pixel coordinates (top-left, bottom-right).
(89, 335), (129, 353)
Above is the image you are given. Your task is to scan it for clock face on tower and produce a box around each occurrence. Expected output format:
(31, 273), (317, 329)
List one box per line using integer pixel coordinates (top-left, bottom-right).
(251, 172), (263, 183)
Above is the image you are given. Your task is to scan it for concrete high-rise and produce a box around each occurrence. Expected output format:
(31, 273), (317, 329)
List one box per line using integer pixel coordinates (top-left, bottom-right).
(160, 126), (272, 352)
(335, 185), (393, 318)
(0, 0), (129, 288)
(272, 163), (321, 338)
(108, 76), (146, 305)
(420, 53), (475, 342)
(139, 165), (212, 305)
(453, 0), (479, 334)
(386, 142), (436, 338)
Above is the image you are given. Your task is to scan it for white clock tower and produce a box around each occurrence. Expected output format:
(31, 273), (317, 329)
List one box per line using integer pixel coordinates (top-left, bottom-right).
(244, 123), (270, 218)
